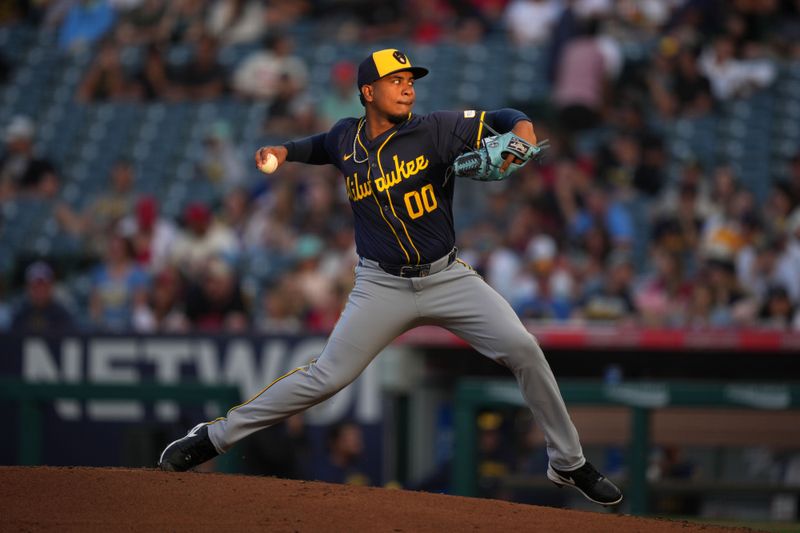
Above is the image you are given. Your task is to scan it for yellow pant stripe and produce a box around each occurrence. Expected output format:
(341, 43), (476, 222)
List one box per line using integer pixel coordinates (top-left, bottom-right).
(209, 365), (305, 423)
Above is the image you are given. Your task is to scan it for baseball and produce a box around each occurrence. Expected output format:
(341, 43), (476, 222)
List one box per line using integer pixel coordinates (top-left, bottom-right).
(259, 153), (278, 174)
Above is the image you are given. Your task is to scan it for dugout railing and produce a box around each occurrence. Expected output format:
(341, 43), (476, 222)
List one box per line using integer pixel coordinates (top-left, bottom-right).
(0, 378), (241, 471)
(452, 379), (800, 515)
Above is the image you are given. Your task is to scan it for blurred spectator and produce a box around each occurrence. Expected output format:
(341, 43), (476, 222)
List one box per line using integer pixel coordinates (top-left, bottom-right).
(699, 34), (776, 100)
(90, 158), (137, 226)
(184, 256), (249, 332)
(701, 257), (757, 327)
(475, 411), (514, 500)
(206, 0), (266, 46)
(0, 115), (57, 201)
(231, 34), (308, 101)
(195, 121), (247, 187)
(739, 236), (799, 308)
(131, 43), (170, 101)
(120, 195), (178, 271)
(257, 277), (304, 334)
(114, 0), (169, 45)
(757, 285), (798, 330)
(785, 208), (800, 302)
(733, 210), (764, 289)
(684, 283), (714, 328)
(76, 39), (135, 102)
(221, 186), (256, 247)
(292, 234), (338, 330)
(318, 219), (357, 284)
(700, 165), (746, 259)
(512, 234), (575, 321)
(32, 162), (64, 201)
(58, 0), (117, 53)
(653, 182), (705, 268)
(11, 261), (75, 332)
(88, 231), (150, 331)
(576, 249), (636, 323)
(297, 172), (339, 237)
(242, 180), (299, 276)
(168, 34), (226, 100)
(546, 0), (580, 83)
(511, 415), (566, 506)
(161, 0), (208, 44)
(486, 205), (539, 301)
(635, 247), (693, 327)
(314, 421), (370, 486)
(559, 180), (634, 249)
(306, 278), (348, 334)
(649, 445), (699, 515)
(504, 0), (560, 46)
(595, 130), (667, 197)
(171, 202), (240, 277)
(648, 43), (714, 120)
(132, 265), (189, 332)
(408, 0), (450, 45)
(552, 17), (620, 142)
(567, 223), (612, 292)
(241, 414), (309, 478)
(316, 61), (363, 129)
(263, 72), (316, 135)
(451, 15), (487, 46)
(58, 159), (137, 254)
(657, 160), (713, 228)
(760, 181), (795, 244)
(672, 47), (714, 117)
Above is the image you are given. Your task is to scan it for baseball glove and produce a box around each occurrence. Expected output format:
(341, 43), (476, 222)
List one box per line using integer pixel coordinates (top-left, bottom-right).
(452, 127), (549, 182)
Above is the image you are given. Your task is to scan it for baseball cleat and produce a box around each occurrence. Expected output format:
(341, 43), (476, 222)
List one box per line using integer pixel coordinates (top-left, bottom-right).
(158, 423), (219, 472)
(547, 461), (623, 506)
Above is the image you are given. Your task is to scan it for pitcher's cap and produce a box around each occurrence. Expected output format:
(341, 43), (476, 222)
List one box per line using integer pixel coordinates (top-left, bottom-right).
(357, 49), (428, 89)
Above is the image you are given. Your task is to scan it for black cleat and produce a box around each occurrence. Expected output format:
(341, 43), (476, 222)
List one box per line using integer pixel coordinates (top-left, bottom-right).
(547, 461), (623, 506)
(158, 423), (219, 472)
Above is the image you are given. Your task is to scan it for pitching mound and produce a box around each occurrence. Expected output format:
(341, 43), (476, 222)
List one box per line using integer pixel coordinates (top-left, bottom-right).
(0, 466), (758, 532)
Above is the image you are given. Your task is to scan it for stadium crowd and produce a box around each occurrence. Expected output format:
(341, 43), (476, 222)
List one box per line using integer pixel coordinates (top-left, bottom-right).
(1, 0), (800, 333)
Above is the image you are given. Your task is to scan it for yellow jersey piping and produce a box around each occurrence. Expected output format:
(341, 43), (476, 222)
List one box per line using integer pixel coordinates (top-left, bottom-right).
(360, 128), (410, 263)
(356, 118), (368, 155)
(475, 111), (486, 148)
(376, 131), (422, 265)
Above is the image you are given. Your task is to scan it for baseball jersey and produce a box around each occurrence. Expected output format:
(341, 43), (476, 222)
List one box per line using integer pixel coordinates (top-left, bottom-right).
(285, 109), (528, 265)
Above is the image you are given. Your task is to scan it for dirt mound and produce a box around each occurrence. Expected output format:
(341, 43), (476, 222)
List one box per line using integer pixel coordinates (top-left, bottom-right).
(0, 466), (757, 532)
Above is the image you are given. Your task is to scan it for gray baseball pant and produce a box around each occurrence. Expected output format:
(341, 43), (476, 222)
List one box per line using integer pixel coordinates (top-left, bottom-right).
(207, 253), (585, 470)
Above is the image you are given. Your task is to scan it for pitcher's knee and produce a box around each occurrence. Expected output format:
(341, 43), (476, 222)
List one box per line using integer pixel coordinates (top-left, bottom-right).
(499, 332), (545, 368)
(309, 363), (358, 397)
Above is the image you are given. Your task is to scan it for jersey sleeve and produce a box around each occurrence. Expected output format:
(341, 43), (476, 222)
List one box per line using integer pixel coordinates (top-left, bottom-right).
(430, 109), (531, 163)
(323, 117), (360, 169)
(429, 110), (488, 163)
(282, 119), (358, 166)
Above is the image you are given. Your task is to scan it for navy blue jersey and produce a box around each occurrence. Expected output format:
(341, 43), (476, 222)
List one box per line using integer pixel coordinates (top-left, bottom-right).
(285, 109), (528, 265)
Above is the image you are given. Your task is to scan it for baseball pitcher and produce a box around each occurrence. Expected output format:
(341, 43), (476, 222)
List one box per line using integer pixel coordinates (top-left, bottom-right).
(159, 48), (622, 507)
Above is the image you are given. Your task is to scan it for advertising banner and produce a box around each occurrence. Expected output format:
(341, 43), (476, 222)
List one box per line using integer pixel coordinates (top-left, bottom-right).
(0, 334), (383, 483)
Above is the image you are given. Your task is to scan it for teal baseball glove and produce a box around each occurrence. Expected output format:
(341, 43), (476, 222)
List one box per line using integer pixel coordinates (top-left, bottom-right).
(452, 126), (549, 182)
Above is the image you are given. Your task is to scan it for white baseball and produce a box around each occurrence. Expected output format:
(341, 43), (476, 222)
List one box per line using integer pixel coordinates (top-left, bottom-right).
(259, 153), (278, 174)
